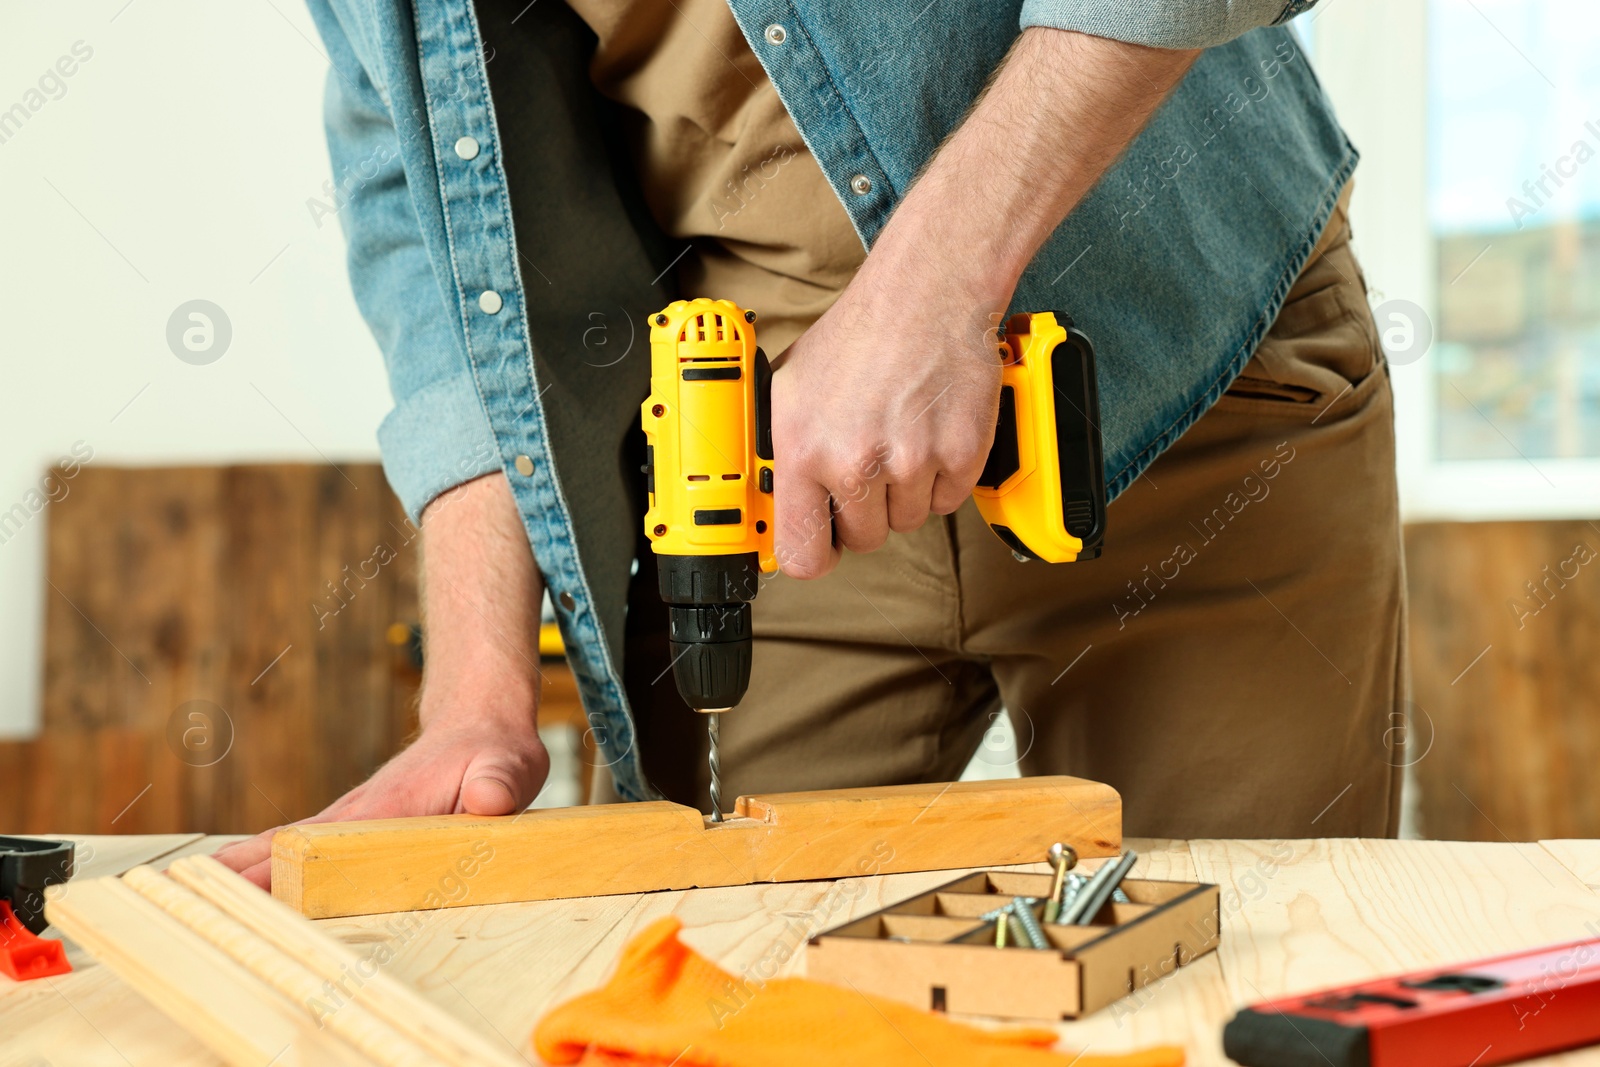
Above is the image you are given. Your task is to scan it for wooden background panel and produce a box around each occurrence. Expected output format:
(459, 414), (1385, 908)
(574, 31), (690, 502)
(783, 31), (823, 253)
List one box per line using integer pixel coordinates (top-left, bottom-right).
(0, 464), (423, 836)
(1405, 519), (1600, 841)
(42, 467), (224, 734)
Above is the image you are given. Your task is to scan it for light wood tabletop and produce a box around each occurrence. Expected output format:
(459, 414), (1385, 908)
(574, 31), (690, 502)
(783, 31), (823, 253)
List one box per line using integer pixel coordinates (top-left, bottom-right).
(4, 834), (1599, 1065)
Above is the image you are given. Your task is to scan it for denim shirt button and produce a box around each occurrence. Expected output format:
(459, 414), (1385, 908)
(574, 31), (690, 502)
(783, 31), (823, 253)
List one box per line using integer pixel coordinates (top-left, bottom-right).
(514, 454), (535, 476)
(763, 24), (786, 44)
(453, 136), (481, 160)
(478, 289), (504, 314)
(849, 175), (872, 195)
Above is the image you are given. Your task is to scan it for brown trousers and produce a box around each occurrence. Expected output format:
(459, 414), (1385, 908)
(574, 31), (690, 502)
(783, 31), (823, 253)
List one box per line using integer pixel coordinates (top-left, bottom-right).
(622, 195), (1407, 839)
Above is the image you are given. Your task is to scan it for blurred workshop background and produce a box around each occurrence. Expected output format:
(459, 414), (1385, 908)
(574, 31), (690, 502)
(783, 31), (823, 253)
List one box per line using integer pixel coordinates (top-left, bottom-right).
(0, 0), (1595, 838)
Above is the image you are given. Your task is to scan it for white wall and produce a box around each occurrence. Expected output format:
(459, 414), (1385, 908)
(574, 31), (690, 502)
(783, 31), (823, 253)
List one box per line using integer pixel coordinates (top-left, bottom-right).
(0, 2), (388, 735)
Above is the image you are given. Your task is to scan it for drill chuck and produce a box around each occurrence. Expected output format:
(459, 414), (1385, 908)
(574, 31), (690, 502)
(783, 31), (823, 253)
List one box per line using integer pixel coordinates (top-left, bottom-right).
(667, 603), (752, 710)
(658, 552), (759, 711)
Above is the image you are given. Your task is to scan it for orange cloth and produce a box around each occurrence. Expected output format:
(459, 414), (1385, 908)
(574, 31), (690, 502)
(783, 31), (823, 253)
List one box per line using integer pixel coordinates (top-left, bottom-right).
(534, 918), (1184, 1067)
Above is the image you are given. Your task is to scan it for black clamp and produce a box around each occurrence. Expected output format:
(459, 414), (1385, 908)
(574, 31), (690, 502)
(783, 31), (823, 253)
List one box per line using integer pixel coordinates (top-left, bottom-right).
(0, 836), (76, 935)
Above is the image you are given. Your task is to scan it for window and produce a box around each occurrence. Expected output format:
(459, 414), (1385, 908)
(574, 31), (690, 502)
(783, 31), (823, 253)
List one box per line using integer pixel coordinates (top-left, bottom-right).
(1307, 0), (1600, 517)
(1429, 0), (1600, 462)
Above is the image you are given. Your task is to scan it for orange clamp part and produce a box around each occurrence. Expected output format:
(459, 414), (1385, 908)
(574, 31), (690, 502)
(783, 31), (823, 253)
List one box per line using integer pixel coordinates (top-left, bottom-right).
(0, 899), (71, 981)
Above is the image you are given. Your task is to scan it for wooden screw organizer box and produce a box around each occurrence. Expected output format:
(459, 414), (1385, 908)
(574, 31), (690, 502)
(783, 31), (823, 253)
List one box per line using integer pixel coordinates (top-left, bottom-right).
(806, 868), (1221, 1020)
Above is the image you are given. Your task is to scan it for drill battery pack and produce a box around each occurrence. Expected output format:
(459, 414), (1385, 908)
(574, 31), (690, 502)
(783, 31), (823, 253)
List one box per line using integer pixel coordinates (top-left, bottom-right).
(972, 311), (1106, 563)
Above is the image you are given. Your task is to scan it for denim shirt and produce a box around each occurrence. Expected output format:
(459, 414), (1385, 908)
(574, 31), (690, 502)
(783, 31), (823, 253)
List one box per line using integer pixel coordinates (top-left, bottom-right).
(304, 0), (1351, 802)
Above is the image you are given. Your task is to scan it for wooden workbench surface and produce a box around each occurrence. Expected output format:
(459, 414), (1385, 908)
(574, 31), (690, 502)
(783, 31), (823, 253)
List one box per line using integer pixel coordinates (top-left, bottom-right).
(5, 834), (1600, 1065)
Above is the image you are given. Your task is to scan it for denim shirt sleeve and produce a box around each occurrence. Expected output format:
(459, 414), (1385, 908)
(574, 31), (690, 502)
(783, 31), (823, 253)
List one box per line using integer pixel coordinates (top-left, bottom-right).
(1019, 0), (1320, 49)
(310, 2), (500, 522)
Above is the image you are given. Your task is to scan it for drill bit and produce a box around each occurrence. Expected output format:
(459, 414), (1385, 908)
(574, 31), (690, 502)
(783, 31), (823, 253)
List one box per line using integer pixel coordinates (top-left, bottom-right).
(706, 712), (723, 822)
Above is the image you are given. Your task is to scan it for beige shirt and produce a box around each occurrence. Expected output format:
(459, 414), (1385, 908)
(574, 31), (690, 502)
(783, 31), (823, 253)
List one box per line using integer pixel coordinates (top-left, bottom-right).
(563, 0), (865, 354)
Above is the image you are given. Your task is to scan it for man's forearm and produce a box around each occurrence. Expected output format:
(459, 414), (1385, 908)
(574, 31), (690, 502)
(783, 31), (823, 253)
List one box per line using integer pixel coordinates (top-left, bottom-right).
(769, 29), (1200, 575)
(866, 28), (1200, 311)
(418, 472), (544, 728)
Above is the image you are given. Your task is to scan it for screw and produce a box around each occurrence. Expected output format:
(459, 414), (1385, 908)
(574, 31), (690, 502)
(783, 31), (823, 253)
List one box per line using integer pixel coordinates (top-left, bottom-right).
(975, 900), (1046, 950)
(1056, 873), (1087, 921)
(1009, 897), (1049, 949)
(744, 310), (756, 322)
(978, 902), (1013, 948)
(1060, 851), (1139, 926)
(655, 314), (668, 326)
(1049, 876), (1088, 927)
(1043, 843), (1077, 922)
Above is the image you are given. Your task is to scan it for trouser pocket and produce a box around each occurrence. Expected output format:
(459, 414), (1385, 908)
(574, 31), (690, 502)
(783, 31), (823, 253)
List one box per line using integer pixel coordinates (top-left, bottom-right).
(1215, 202), (1383, 423)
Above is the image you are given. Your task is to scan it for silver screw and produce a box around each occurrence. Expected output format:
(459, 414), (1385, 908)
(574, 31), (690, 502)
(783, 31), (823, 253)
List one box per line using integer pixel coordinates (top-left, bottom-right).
(1054, 872), (1088, 924)
(1061, 851), (1139, 925)
(1009, 897), (1049, 949)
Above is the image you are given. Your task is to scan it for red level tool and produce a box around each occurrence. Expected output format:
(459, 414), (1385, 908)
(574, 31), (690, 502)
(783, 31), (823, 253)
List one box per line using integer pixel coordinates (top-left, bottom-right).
(1224, 937), (1600, 1067)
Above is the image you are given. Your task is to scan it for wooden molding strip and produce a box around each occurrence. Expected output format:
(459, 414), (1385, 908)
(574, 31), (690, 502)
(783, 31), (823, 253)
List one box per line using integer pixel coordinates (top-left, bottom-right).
(121, 865), (438, 1067)
(271, 776), (1123, 919)
(165, 856), (524, 1067)
(45, 875), (379, 1067)
(44, 859), (527, 1067)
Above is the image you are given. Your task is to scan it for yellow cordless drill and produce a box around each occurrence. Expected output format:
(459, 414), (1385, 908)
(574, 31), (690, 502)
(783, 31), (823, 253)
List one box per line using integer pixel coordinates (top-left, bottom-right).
(641, 299), (1104, 820)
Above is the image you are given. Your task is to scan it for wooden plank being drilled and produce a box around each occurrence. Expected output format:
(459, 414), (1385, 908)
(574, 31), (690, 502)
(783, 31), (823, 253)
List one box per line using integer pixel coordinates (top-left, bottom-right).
(271, 776), (1122, 919)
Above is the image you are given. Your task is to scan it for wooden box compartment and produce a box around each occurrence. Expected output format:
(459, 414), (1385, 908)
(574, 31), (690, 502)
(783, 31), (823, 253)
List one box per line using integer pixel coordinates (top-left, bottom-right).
(805, 869), (1220, 1020)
